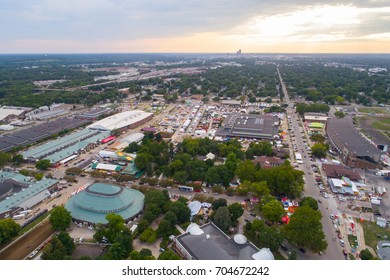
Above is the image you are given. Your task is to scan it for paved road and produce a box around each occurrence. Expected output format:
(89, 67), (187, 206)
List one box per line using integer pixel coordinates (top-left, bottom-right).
(278, 66), (344, 260)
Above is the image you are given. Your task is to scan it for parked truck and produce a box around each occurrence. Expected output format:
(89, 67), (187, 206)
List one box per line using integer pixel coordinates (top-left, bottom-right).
(12, 213), (26, 220)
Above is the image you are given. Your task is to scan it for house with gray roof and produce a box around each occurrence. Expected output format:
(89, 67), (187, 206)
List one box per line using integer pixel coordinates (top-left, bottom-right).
(173, 222), (274, 260)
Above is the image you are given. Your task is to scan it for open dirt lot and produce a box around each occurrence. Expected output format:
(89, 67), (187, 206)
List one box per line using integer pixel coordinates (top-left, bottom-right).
(0, 219), (54, 260)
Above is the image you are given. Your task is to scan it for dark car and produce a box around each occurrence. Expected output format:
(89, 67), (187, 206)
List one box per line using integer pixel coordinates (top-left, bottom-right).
(338, 233), (342, 239)
(280, 244), (288, 251)
(317, 199), (322, 203)
(250, 213), (256, 217)
(342, 249), (348, 256)
(299, 248), (306, 253)
(244, 218), (250, 222)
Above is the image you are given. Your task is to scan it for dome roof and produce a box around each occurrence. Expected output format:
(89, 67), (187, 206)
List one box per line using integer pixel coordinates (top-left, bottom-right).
(65, 183), (144, 224)
(87, 183), (122, 196)
(252, 248), (274, 260)
(233, 234), (247, 244)
(186, 223), (204, 235)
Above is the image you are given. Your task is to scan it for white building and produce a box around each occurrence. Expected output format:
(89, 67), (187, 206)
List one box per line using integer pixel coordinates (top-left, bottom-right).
(88, 110), (153, 131)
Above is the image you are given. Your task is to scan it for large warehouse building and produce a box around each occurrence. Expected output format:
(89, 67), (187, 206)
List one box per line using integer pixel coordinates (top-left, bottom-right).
(326, 118), (385, 169)
(87, 110), (153, 132)
(65, 183), (144, 224)
(22, 128), (111, 163)
(0, 171), (58, 218)
(216, 113), (279, 139)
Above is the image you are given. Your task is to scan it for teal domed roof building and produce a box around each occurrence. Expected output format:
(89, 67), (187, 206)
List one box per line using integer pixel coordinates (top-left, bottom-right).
(65, 183), (144, 224)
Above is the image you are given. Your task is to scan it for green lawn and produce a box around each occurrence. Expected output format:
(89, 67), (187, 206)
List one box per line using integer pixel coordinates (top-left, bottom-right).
(358, 107), (389, 114)
(359, 220), (390, 250)
(372, 119), (390, 130)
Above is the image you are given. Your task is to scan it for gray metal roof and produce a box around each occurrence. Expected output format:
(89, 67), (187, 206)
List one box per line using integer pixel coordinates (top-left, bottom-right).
(216, 113), (278, 139)
(327, 118), (384, 157)
(0, 172), (58, 214)
(175, 222), (261, 260)
(22, 129), (110, 163)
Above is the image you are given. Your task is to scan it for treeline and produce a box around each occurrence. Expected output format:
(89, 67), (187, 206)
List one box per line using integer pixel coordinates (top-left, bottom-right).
(280, 63), (390, 105)
(296, 103), (330, 116)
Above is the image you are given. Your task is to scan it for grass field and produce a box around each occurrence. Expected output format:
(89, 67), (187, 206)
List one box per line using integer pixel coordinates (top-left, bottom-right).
(359, 221), (390, 250)
(372, 118), (390, 131)
(358, 107), (389, 115)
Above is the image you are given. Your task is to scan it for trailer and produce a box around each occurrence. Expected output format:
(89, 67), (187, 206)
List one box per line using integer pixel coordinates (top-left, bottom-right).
(19, 210), (32, 215)
(13, 213), (26, 220)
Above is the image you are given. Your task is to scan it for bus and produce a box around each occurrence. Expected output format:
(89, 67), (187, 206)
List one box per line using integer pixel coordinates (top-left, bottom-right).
(295, 153), (303, 164)
(178, 186), (194, 192)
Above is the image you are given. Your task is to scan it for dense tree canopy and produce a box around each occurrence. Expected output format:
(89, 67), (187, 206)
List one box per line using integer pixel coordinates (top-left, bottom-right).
(311, 143), (328, 158)
(244, 220), (284, 252)
(49, 206), (72, 231)
(300, 196), (319, 211)
(283, 206), (327, 252)
(0, 218), (20, 245)
(35, 159), (51, 170)
(262, 199), (284, 223)
(213, 206), (231, 232)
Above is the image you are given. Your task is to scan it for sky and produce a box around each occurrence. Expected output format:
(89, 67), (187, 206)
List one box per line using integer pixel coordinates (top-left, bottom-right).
(0, 0), (389, 53)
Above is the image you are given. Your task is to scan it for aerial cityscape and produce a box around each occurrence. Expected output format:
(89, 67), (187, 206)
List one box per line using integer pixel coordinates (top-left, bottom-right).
(0, 1), (390, 263)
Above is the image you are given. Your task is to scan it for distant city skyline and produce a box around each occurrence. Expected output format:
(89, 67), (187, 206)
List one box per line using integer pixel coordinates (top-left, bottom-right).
(1, 0), (389, 53)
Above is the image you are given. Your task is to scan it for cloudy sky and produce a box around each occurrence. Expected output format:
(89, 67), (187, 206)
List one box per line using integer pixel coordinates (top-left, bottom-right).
(1, 0), (389, 53)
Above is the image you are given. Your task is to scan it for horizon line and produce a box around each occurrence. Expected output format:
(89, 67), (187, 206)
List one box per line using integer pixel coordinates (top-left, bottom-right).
(1, 52), (390, 55)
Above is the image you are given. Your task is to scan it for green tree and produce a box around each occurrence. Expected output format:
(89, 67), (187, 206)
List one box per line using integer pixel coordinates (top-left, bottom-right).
(0, 152), (12, 167)
(139, 228), (157, 243)
(236, 160), (256, 182)
(212, 198), (227, 212)
(262, 199), (284, 223)
(360, 249), (374, 260)
(12, 154), (24, 165)
(245, 220), (283, 252)
(283, 206), (327, 252)
(334, 110), (345, 118)
(41, 237), (68, 260)
(173, 171), (188, 184)
(35, 159), (51, 170)
(213, 206), (231, 231)
(170, 201), (191, 224)
(104, 213), (127, 243)
(124, 142), (139, 153)
(250, 181), (270, 197)
(34, 173), (44, 180)
(158, 250), (181, 260)
(134, 153), (153, 170)
(57, 231), (75, 255)
(107, 242), (127, 260)
(163, 211), (177, 226)
(311, 143), (327, 158)
(114, 228), (133, 257)
(300, 196), (319, 211)
(227, 203), (244, 223)
(49, 206), (72, 231)
(144, 190), (170, 210)
(0, 218), (20, 245)
(65, 167), (83, 175)
(157, 220), (175, 238)
(310, 134), (325, 143)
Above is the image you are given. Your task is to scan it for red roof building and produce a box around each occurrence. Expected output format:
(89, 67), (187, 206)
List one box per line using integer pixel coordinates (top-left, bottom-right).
(322, 164), (362, 181)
